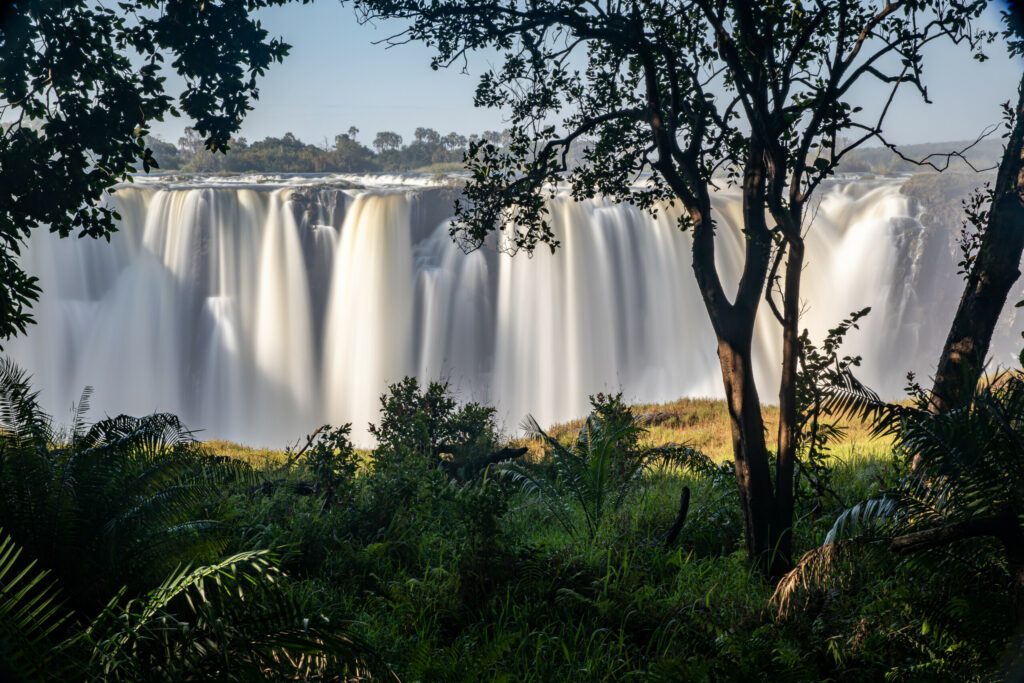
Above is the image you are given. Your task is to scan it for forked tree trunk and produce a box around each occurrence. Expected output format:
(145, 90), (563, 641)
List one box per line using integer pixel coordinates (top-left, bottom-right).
(693, 148), (791, 576)
(931, 76), (1024, 412)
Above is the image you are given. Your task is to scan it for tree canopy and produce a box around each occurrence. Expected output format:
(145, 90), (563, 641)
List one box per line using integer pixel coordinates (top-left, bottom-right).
(0, 0), (300, 343)
(354, 0), (996, 575)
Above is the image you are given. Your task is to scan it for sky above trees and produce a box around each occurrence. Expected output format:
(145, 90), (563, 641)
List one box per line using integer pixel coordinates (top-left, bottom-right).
(146, 2), (1022, 148)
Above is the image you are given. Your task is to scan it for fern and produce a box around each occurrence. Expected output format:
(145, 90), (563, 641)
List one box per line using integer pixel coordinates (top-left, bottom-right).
(0, 393), (260, 607)
(0, 530), (72, 681)
(86, 550), (382, 681)
(504, 394), (715, 541)
(776, 367), (1024, 619)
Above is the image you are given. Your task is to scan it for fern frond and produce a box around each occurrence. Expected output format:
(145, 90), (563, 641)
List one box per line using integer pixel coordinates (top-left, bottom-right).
(772, 539), (878, 619)
(87, 550), (384, 681)
(824, 496), (900, 544)
(498, 463), (578, 537)
(0, 530), (72, 681)
(821, 369), (918, 439)
(0, 357), (52, 449)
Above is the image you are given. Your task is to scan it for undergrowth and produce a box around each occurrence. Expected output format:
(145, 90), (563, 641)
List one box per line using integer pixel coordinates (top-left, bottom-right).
(220, 381), (1013, 681)
(0, 368), (1014, 680)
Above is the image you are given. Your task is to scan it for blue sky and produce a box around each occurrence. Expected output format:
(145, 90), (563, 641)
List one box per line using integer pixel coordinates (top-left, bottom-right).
(150, 2), (1022, 147)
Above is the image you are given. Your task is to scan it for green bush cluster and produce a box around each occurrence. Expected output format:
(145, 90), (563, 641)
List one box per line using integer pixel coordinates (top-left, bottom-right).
(1, 366), (1019, 680)
(228, 379), (1018, 680)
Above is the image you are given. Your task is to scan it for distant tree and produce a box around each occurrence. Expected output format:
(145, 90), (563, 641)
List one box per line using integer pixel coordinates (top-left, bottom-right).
(0, 0), (293, 343)
(177, 127), (205, 157)
(442, 132), (467, 151)
(347, 125), (360, 140)
(414, 127), (441, 144)
(373, 130), (403, 152)
(931, 11), (1024, 413)
(145, 136), (182, 170)
(332, 133), (380, 172)
(356, 0), (992, 576)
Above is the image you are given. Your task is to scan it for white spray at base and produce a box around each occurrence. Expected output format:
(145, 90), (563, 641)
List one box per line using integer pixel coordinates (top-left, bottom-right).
(8, 174), (1014, 446)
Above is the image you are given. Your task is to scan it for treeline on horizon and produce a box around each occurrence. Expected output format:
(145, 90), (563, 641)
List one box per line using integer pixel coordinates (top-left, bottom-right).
(147, 126), (1006, 176)
(147, 126), (509, 174)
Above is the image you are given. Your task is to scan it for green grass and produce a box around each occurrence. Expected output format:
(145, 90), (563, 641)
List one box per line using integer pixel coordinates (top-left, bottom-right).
(0, 374), (1002, 681)
(3, 360), (1015, 681)
(231, 442), (1010, 681)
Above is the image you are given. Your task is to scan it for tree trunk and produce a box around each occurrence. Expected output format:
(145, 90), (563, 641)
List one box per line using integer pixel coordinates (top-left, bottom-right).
(931, 75), (1024, 412)
(693, 147), (780, 576)
(718, 334), (775, 572)
(773, 237), (805, 578)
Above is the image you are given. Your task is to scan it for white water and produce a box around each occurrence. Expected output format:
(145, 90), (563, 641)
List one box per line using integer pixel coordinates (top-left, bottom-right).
(9, 174), (1011, 445)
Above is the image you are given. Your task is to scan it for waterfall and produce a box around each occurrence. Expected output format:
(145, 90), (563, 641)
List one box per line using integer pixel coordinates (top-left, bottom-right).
(8, 173), (1012, 446)
(324, 192), (416, 442)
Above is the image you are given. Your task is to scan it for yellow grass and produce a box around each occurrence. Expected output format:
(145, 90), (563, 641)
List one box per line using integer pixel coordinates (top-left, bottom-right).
(202, 439), (289, 468)
(203, 397), (892, 467)
(539, 396), (891, 462)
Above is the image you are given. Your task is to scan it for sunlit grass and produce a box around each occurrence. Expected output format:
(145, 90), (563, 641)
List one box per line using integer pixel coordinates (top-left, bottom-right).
(539, 396), (892, 462)
(203, 438), (379, 469)
(202, 439), (288, 467)
(205, 396), (892, 466)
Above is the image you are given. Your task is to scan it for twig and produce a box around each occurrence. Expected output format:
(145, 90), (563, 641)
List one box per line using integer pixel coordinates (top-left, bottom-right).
(284, 424), (328, 468)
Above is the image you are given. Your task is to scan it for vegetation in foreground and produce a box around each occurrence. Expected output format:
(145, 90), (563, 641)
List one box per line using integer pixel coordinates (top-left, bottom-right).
(1, 358), (1020, 681)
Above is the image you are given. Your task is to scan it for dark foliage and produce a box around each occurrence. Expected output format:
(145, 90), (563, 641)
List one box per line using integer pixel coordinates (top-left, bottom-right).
(0, 0), (299, 343)
(0, 359), (381, 679)
(776, 365), (1024, 677)
(0, 358), (1018, 678)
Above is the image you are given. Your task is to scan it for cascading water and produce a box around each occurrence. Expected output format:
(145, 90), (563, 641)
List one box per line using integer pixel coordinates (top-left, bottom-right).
(9, 173), (1016, 445)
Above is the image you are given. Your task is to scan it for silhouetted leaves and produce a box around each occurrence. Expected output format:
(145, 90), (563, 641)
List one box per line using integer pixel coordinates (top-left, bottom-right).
(0, 0), (296, 343)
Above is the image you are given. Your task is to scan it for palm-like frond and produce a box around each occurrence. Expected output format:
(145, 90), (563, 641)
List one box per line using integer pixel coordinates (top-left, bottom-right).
(770, 539), (890, 619)
(0, 360), (59, 568)
(74, 424), (257, 598)
(86, 550), (381, 682)
(0, 530), (72, 681)
(0, 357), (52, 449)
(524, 415), (595, 514)
(0, 360), (262, 610)
(820, 368), (921, 439)
(500, 461), (579, 537)
(0, 360), (378, 681)
(508, 402), (712, 540)
(650, 443), (727, 480)
(824, 496), (901, 545)
(778, 368), (1024, 617)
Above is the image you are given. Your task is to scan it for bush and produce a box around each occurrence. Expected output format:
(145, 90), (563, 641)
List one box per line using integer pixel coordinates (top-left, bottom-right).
(3, 360), (1018, 680)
